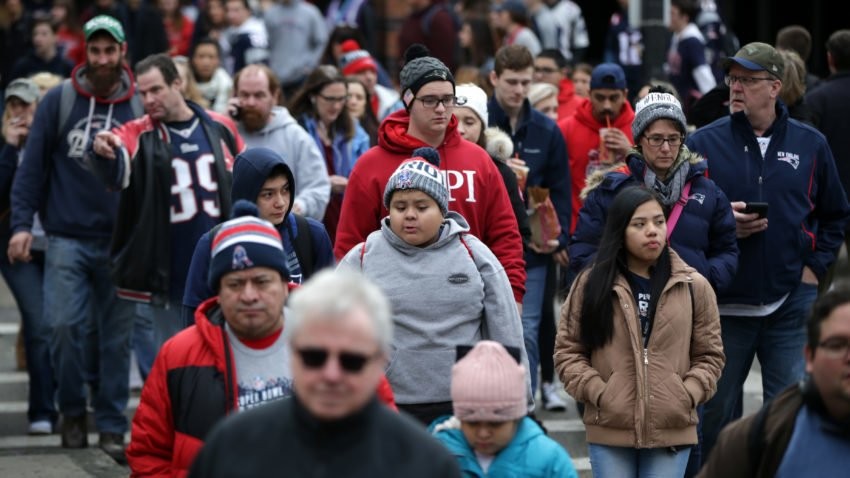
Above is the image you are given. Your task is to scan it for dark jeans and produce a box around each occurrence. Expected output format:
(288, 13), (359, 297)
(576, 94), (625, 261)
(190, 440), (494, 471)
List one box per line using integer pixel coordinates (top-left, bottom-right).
(702, 281), (816, 459)
(538, 261), (557, 386)
(0, 249), (56, 424)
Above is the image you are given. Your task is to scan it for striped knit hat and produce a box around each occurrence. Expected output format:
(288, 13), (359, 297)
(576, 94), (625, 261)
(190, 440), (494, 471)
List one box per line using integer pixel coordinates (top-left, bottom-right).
(208, 200), (289, 290)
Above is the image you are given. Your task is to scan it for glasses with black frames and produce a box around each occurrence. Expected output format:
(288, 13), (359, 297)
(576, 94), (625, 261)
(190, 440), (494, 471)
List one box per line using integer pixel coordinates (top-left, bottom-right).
(643, 135), (683, 148)
(413, 95), (467, 108)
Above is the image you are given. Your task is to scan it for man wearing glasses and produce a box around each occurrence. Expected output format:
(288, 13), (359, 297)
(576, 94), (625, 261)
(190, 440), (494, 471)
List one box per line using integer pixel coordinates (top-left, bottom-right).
(697, 287), (850, 477)
(335, 44), (527, 308)
(126, 213), (394, 476)
(188, 270), (462, 477)
(686, 41), (850, 459)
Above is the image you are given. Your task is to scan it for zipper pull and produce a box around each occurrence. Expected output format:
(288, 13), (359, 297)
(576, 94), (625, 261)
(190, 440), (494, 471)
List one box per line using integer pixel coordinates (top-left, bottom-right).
(643, 348), (649, 365)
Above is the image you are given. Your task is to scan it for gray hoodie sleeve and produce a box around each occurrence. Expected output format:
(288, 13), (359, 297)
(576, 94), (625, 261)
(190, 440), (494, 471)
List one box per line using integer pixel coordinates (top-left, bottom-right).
(466, 235), (536, 411)
(289, 125), (330, 220)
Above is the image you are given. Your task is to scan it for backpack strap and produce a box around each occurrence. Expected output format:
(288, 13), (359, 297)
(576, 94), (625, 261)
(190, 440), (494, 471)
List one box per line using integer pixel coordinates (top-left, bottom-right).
(58, 79), (75, 134)
(290, 214), (314, 279)
(58, 80), (144, 134)
(458, 233), (474, 260)
(359, 242), (366, 269)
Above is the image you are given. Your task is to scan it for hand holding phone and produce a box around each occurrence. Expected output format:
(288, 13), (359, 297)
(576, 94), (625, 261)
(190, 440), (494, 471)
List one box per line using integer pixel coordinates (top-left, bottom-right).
(742, 202), (769, 219)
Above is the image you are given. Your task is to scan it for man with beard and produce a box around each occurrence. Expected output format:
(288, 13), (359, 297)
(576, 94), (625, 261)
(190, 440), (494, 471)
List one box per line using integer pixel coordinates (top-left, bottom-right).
(8, 15), (142, 462)
(90, 54), (243, 376)
(229, 64), (330, 220)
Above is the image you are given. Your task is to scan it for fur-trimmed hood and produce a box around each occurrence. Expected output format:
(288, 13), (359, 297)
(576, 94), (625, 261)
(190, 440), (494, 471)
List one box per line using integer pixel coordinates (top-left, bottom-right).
(484, 127), (514, 163)
(580, 145), (706, 200)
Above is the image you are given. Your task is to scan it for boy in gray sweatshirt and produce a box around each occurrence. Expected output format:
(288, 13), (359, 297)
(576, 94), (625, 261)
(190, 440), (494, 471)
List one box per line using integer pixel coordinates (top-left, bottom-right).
(338, 147), (531, 425)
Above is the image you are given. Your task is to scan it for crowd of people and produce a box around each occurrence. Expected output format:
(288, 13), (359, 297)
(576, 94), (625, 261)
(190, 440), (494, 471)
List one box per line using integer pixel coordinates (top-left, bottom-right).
(1, 0), (850, 477)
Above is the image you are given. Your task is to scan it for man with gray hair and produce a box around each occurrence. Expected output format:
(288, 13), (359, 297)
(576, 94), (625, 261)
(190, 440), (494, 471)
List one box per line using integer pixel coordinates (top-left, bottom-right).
(189, 270), (461, 477)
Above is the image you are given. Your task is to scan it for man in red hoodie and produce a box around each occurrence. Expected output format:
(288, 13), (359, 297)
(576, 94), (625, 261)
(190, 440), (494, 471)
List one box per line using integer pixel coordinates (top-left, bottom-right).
(558, 62), (634, 233)
(335, 45), (526, 305)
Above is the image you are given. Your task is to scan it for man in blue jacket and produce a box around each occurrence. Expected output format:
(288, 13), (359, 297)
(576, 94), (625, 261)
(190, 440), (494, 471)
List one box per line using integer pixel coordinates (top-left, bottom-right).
(685, 41), (850, 459)
(7, 15), (141, 461)
(488, 44), (571, 396)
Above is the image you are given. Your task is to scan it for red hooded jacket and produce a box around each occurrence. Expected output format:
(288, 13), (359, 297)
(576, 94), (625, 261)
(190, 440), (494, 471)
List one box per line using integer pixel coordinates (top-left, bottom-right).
(127, 290), (397, 477)
(334, 109), (526, 302)
(558, 99), (634, 232)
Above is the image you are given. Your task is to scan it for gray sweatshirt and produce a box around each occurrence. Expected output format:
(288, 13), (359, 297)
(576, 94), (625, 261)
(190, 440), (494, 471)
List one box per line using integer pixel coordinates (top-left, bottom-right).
(239, 106), (330, 219)
(339, 212), (532, 406)
(264, 0), (327, 85)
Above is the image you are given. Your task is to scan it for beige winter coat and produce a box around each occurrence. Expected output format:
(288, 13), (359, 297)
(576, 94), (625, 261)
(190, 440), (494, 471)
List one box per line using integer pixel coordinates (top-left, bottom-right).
(554, 250), (724, 448)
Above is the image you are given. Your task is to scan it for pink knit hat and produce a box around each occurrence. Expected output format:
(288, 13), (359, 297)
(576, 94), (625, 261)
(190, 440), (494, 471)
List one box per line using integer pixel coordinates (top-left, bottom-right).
(451, 341), (527, 422)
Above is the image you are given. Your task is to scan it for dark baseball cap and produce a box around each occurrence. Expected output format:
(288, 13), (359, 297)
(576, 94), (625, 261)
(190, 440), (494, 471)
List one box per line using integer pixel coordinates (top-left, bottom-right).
(722, 42), (784, 79)
(590, 63), (627, 90)
(492, 0), (527, 18)
(83, 15), (125, 43)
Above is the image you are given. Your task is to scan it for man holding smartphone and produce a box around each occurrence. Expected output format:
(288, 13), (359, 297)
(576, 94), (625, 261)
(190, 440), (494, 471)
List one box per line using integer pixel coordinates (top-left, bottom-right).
(686, 42), (850, 460)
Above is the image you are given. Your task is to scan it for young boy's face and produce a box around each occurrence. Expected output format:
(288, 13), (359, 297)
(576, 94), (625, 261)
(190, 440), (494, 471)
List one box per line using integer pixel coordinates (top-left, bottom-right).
(460, 420), (519, 455)
(256, 174), (291, 226)
(388, 189), (443, 247)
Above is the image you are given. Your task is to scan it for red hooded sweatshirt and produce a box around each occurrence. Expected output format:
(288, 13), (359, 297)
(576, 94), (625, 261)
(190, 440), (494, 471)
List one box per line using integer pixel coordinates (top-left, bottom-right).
(558, 99), (635, 232)
(334, 110), (527, 302)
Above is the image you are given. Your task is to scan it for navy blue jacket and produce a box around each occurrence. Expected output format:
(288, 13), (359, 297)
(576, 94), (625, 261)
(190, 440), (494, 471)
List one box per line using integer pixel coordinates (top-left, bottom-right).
(569, 148), (738, 292)
(488, 98), (571, 268)
(10, 64), (140, 238)
(686, 103), (850, 305)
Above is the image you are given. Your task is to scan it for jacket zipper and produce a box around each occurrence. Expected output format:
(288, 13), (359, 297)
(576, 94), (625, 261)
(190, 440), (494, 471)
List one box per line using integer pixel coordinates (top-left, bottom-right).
(641, 346), (650, 447)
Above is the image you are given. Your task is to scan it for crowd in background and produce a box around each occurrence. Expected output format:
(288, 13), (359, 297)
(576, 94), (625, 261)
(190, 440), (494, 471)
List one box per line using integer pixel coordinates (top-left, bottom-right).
(1, 0), (850, 477)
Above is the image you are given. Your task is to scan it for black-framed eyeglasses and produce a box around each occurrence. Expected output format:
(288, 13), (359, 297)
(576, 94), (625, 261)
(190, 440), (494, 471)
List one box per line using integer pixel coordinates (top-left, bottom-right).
(643, 135), (683, 148)
(317, 93), (349, 104)
(724, 75), (775, 87)
(296, 347), (379, 373)
(817, 337), (850, 359)
(413, 95), (466, 108)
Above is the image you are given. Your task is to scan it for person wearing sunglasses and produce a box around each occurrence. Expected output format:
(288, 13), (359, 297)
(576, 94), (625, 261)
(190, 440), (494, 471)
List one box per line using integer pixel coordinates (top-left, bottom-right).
(338, 147), (531, 426)
(686, 42), (850, 461)
(334, 44), (527, 311)
(188, 270), (462, 478)
(127, 206), (394, 476)
(698, 287), (850, 478)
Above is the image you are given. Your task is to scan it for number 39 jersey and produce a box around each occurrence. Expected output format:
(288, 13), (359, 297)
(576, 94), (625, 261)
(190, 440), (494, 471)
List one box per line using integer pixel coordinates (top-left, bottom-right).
(166, 116), (222, 299)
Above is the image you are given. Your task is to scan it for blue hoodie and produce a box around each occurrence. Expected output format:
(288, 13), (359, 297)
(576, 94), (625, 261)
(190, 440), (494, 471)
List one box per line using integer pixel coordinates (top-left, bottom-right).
(182, 147), (333, 319)
(430, 416), (579, 478)
(11, 63), (140, 238)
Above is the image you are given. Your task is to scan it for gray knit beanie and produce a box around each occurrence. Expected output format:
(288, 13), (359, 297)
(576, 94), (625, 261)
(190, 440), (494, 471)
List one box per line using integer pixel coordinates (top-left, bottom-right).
(632, 91), (688, 140)
(383, 147), (448, 215)
(399, 44), (455, 108)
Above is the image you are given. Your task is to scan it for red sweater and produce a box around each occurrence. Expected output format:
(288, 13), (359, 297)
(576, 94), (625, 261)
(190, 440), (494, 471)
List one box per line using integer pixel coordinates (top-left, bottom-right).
(557, 78), (584, 120)
(558, 99), (634, 232)
(334, 110), (527, 302)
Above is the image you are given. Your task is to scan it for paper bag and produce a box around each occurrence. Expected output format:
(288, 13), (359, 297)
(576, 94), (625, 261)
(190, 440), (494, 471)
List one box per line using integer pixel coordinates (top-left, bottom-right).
(527, 186), (562, 248)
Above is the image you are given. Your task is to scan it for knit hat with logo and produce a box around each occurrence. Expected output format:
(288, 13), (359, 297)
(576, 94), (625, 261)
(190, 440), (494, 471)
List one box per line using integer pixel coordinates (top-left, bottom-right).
(451, 341), (527, 422)
(383, 147), (448, 215)
(208, 201), (289, 290)
(84, 15), (125, 43)
(399, 44), (454, 108)
(632, 90), (688, 139)
(338, 39), (378, 76)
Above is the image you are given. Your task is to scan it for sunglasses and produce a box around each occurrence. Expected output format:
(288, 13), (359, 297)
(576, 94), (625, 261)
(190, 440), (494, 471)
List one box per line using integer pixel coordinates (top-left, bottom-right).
(296, 347), (378, 373)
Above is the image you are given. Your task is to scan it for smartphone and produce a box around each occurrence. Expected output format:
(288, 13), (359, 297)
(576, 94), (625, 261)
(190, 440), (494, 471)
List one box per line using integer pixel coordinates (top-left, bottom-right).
(743, 202), (769, 218)
(229, 105), (242, 121)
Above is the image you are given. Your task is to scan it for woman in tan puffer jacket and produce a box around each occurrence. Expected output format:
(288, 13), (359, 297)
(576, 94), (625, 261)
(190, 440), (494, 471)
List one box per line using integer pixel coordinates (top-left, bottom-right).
(555, 186), (724, 477)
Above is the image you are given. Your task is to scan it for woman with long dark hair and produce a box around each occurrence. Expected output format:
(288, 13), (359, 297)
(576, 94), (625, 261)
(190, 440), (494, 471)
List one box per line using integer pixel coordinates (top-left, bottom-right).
(289, 65), (369, 244)
(555, 186), (724, 477)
